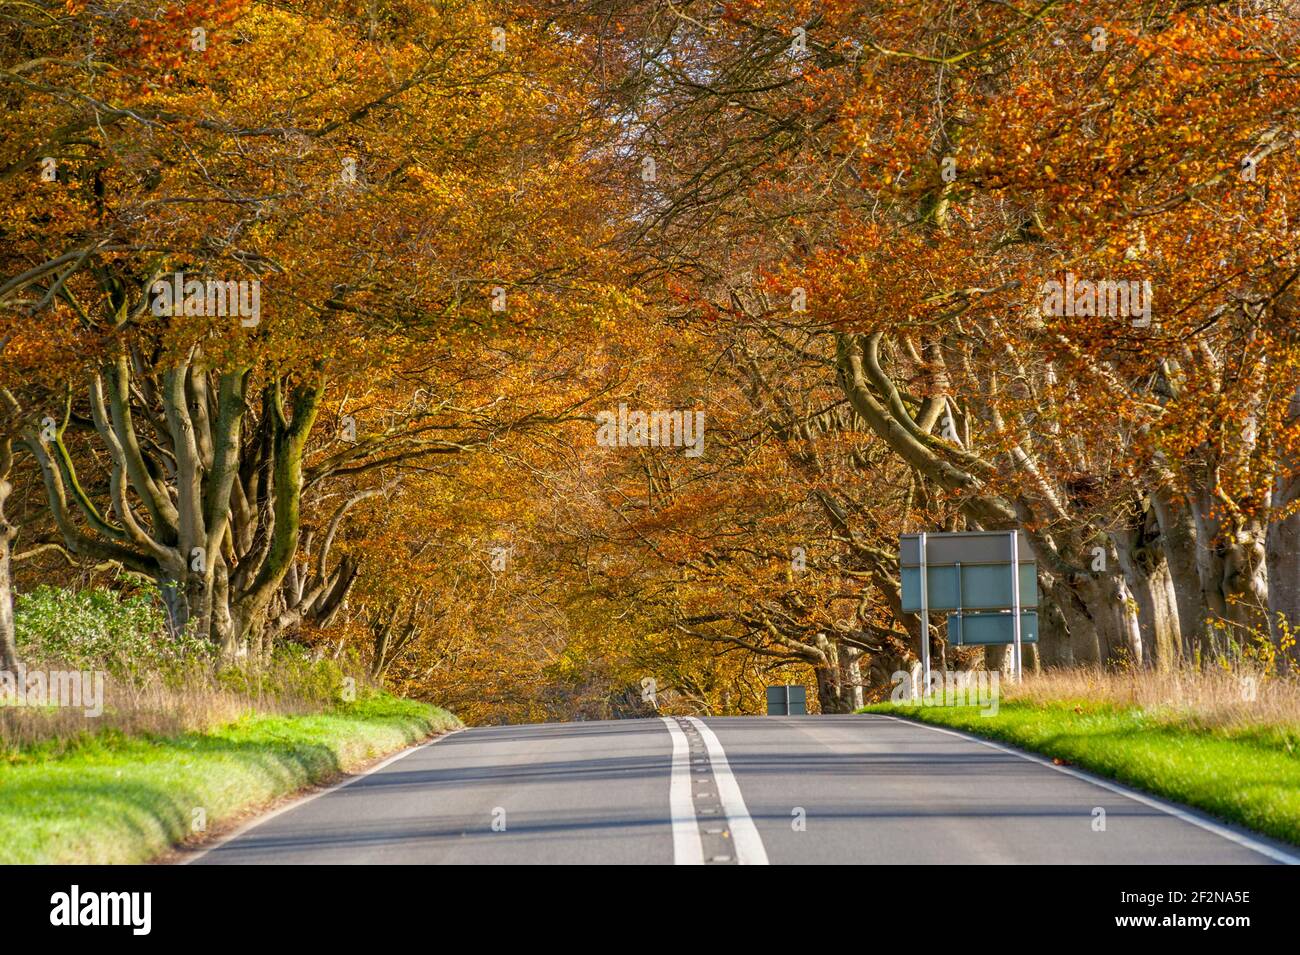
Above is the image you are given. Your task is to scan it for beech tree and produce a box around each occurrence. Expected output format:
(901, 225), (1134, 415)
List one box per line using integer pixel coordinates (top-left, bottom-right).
(1, 0), (623, 652)
(3, 0), (1297, 715)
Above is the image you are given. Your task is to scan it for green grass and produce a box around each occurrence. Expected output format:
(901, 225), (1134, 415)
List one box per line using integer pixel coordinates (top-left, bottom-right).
(0, 694), (460, 863)
(860, 698), (1300, 846)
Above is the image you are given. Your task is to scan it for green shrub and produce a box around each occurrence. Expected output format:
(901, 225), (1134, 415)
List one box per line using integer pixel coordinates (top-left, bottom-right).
(13, 585), (213, 678)
(13, 585), (361, 714)
(216, 642), (350, 705)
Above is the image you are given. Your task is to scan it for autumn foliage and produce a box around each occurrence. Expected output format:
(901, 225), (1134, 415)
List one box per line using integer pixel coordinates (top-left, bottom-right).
(2, 1), (1298, 720)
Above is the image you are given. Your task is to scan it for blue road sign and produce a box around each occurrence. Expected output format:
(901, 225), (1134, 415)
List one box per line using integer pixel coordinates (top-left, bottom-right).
(948, 611), (1039, 646)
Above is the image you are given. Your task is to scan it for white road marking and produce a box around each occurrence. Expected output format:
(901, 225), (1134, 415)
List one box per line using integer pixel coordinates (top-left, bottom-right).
(686, 717), (770, 865)
(879, 714), (1300, 865)
(182, 729), (463, 864)
(662, 717), (705, 865)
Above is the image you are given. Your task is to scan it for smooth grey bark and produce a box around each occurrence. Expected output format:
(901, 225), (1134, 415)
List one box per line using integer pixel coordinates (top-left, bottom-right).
(809, 633), (875, 714)
(1124, 557), (1179, 670)
(1266, 508), (1300, 670)
(1266, 385), (1300, 671)
(0, 437), (18, 673)
(1189, 492), (1269, 659)
(1151, 487), (1207, 659)
(813, 632), (851, 713)
(266, 487), (380, 642)
(1055, 577), (1103, 665)
(1112, 517), (1181, 670)
(1097, 571), (1137, 665)
(843, 646), (865, 710)
(984, 643), (1010, 673)
(1118, 576), (1145, 665)
(1035, 576), (1073, 667)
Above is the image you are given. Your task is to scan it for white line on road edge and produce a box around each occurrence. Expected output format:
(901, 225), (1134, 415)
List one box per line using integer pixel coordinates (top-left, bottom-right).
(877, 714), (1300, 865)
(662, 717), (705, 865)
(181, 728), (464, 865)
(686, 717), (770, 865)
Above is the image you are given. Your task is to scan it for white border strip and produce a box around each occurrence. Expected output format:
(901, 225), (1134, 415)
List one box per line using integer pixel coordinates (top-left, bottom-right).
(686, 717), (770, 865)
(182, 729), (463, 864)
(877, 714), (1300, 865)
(661, 717), (705, 865)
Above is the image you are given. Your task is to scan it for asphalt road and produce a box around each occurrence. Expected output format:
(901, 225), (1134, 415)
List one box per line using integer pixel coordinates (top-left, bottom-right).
(191, 714), (1297, 865)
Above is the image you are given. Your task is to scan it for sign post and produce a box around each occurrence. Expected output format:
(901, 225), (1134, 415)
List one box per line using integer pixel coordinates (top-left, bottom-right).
(919, 532), (931, 695)
(899, 530), (1037, 684)
(1009, 530), (1023, 682)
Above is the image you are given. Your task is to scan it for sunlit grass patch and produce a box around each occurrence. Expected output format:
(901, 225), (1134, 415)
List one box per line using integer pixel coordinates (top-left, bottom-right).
(0, 693), (459, 864)
(861, 690), (1300, 847)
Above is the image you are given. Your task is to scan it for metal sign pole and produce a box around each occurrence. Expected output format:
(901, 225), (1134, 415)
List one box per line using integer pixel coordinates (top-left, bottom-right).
(954, 560), (962, 647)
(919, 532), (931, 696)
(1009, 530), (1023, 683)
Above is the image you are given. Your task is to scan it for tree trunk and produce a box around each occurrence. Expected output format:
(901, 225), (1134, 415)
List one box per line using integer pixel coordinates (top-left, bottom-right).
(984, 643), (1010, 673)
(1124, 560), (1179, 669)
(0, 437), (19, 673)
(1055, 580), (1102, 664)
(1111, 525), (1180, 670)
(1152, 487), (1207, 660)
(1102, 573), (1140, 665)
(230, 381), (322, 652)
(18, 358), (335, 660)
(814, 663), (853, 713)
(1117, 576), (1145, 666)
(1190, 493), (1269, 660)
(812, 633), (855, 713)
(1266, 385), (1300, 672)
(1267, 490), (1300, 672)
(843, 646), (865, 710)
(1053, 571), (1136, 666)
(1036, 574), (1073, 666)
(159, 581), (187, 637)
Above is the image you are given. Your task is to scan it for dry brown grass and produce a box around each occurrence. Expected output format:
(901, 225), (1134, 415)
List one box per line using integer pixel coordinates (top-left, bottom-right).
(0, 658), (358, 754)
(1008, 665), (1300, 733)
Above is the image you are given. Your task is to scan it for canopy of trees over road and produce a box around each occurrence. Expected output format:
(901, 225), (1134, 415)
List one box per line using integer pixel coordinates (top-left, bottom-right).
(3, 0), (1298, 720)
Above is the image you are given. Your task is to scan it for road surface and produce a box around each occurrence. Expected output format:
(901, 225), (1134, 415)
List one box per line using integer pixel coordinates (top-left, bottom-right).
(191, 714), (1297, 865)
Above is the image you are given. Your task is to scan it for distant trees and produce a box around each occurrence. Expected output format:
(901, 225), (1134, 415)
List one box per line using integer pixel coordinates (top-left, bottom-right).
(559, 0), (1300, 683)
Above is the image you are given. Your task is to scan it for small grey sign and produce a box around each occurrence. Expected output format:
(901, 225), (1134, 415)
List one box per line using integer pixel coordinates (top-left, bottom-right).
(766, 685), (807, 715)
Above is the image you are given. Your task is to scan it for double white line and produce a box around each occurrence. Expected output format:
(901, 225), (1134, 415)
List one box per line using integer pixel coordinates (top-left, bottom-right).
(662, 716), (770, 865)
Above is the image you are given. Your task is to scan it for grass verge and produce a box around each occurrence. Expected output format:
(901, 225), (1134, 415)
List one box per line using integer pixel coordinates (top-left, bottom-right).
(859, 698), (1300, 846)
(0, 693), (460, 864)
